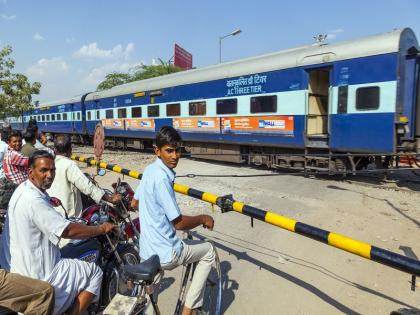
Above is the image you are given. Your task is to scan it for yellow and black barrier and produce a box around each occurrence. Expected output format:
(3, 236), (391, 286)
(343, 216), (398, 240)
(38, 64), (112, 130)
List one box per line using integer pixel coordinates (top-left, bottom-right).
(71, 155), (420, 278)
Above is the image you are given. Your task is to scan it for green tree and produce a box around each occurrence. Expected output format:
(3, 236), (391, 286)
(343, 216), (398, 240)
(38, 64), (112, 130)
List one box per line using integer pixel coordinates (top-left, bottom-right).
(130, 59), (183, 81)
(97, 72), (131, 91)
(96, 59), (184, 91)
(0, 45), (41, 118)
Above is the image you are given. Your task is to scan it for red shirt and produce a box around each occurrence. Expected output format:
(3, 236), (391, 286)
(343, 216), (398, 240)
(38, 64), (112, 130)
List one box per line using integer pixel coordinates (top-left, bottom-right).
(4, 148), (29, 185)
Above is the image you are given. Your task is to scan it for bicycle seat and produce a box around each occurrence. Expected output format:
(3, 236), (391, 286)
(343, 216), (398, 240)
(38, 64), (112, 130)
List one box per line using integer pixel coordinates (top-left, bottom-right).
(123, 255), (160, 283)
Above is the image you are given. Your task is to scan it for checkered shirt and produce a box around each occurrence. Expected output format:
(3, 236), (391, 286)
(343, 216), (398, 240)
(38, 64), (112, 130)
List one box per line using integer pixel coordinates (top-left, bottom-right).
(4, 148), (29, 185)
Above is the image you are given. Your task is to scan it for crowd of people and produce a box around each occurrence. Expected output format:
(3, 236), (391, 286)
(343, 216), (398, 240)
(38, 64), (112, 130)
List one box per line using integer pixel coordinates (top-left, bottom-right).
(0, 124), (215, 315)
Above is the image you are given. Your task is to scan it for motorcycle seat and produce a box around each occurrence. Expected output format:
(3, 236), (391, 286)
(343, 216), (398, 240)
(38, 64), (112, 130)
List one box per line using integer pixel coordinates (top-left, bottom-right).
(123, 255), (160, 283)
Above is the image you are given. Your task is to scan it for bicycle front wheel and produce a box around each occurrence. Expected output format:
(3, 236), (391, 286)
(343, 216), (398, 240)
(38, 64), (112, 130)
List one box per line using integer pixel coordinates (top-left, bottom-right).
(201, 246), (222, 315)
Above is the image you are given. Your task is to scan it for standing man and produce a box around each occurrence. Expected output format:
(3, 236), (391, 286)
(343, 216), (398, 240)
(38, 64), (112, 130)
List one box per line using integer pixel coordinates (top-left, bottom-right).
(47, 134), (121, 219)
(0, 150), (118, 315)
(0, 130), (28, 210)
(0, 123), (11, 179)
(131, 126), (215, 315)
(4, 130), (29, 186)
(21, 127), (38, 157)
(24, 120), (54, 156)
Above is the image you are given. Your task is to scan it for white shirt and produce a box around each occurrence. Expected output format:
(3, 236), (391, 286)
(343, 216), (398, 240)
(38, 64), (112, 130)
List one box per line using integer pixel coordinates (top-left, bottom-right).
(0, 141), (8, 178)
(0, 180), (70, 280)
(47, 155), (104, 218)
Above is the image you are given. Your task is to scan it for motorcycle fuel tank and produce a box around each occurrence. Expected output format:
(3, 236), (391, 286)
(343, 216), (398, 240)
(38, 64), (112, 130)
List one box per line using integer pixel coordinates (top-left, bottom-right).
(61, 238), (102, 263)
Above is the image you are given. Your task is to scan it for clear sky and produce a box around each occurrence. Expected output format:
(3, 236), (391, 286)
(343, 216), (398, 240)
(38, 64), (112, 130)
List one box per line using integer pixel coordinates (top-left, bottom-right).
(1, 0), (419, 103)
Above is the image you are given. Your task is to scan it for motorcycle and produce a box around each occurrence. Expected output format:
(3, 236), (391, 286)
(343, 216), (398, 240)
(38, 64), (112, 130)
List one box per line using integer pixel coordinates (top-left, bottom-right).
(0, 173), (141, 314)
(57, 195), (140, 314)
(81, 173), (140, 247)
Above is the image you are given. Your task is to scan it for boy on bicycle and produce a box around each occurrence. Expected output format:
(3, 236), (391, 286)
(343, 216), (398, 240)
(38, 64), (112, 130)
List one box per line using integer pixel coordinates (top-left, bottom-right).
(132, 126), (215, 315)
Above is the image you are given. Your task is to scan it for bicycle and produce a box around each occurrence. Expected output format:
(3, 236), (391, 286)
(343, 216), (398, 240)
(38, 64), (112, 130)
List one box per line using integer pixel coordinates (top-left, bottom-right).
(104, 232), (222, 315)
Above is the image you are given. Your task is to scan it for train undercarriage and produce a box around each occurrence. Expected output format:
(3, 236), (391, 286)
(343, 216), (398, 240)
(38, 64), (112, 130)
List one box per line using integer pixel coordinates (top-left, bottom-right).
(65, 133), (420, 176)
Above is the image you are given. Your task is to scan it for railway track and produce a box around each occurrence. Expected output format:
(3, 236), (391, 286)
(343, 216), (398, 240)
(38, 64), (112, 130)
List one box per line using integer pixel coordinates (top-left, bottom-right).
(71, 144), (420, 195)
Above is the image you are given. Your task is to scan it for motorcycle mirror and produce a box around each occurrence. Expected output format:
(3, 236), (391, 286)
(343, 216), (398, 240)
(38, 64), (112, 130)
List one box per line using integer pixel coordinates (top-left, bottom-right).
(97, 169), (106, 176)
(49, 197), (69, 220)
(49, 197), (62, 207)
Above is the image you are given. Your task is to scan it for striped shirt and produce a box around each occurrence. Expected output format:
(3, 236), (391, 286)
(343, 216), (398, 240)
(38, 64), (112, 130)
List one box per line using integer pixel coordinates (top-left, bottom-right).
(4, 148), (29, 185)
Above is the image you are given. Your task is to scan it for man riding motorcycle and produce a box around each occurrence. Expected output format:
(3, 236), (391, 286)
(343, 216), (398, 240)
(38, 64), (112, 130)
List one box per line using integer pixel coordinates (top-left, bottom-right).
(47, 134), (121, 220)
(0, 150), (119, 315)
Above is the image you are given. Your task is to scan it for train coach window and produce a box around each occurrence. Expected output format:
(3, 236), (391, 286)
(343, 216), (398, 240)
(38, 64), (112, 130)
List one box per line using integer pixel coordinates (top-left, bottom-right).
(105, 109), (113, 119)
(51, 114), (55, 121)
(77, 112), (81, 120)
(148, 105), (160, 117)
(42, 115), (45, 121)
(166, 103), (180, 116)
(63, 113), (67, 120)
(217, 98), (238, 114)
(250, 95), (277, 113)
(356, 86), (380, 110)
(87, 111), (91, 121)
(337, 86), (348, 114)
(118, 108), (127, 118)
(46, 115), (50, 121)
(131, 106), (142, 118)
(96, 110), (100, 120)
(56, 114), (61, 121)
(189, 101), (206, 116)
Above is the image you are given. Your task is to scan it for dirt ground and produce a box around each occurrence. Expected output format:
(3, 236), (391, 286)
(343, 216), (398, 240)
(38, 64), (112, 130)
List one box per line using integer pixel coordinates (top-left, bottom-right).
(75, 147), (420, 315)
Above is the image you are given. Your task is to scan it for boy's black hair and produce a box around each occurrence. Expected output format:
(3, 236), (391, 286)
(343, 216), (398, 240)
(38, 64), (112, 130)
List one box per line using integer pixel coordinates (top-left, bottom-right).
(155, 126), (182, 148)
(7, 130), (22, 142)
(29, 150), (54, 169)
(23, 128), (36, 143)
(54, 134), (72, 154)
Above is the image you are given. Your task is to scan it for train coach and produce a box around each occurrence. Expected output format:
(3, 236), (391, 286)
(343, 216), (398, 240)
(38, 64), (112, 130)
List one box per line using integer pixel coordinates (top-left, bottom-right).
(10, 28), (420, 173)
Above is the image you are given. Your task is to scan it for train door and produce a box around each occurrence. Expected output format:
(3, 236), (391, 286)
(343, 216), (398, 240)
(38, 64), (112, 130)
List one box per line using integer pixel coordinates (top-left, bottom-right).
(306, 69), (330, 144)
(81, 93), (89, 135)
(401, 48), (419, 140)
(70, 103), (75, 133)
(416, 53), (420, 139)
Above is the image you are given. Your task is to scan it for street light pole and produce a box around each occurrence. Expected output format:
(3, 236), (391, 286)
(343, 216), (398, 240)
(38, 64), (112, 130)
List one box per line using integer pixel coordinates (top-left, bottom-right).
(219, 29), (242, 63)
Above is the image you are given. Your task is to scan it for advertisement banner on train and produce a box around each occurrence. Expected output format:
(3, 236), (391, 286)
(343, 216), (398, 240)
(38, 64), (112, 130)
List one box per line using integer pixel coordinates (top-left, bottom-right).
(221, 116), (294, 134)
(102, 119), (125, 130)
(125, 118), (155, 131)
(173, 117), (220, 133)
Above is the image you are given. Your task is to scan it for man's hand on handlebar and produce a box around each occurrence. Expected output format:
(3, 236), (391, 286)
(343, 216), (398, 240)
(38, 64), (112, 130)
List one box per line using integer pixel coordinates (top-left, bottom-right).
(103, 193), (122, 204)
(202, 215), (214, 231)
(99, 222), (119, 234)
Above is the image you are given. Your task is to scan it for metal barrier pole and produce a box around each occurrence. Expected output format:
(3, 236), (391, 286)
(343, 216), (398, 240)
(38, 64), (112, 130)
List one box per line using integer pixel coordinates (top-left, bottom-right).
(71, 155), (420, 278)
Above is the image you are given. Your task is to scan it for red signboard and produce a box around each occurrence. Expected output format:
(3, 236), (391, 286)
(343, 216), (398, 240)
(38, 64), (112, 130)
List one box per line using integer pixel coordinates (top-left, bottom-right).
(174, 44), (193, 69)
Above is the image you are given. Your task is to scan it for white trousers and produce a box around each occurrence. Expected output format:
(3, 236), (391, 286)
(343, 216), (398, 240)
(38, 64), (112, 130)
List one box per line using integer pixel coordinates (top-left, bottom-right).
(145, 239), (215, 314)
(162, 239), (215, 309)
(46, 258), (103, 315)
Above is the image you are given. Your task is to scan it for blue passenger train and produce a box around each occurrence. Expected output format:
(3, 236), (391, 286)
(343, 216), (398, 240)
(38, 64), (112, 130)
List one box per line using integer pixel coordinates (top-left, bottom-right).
(8, 28), (420, 172)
